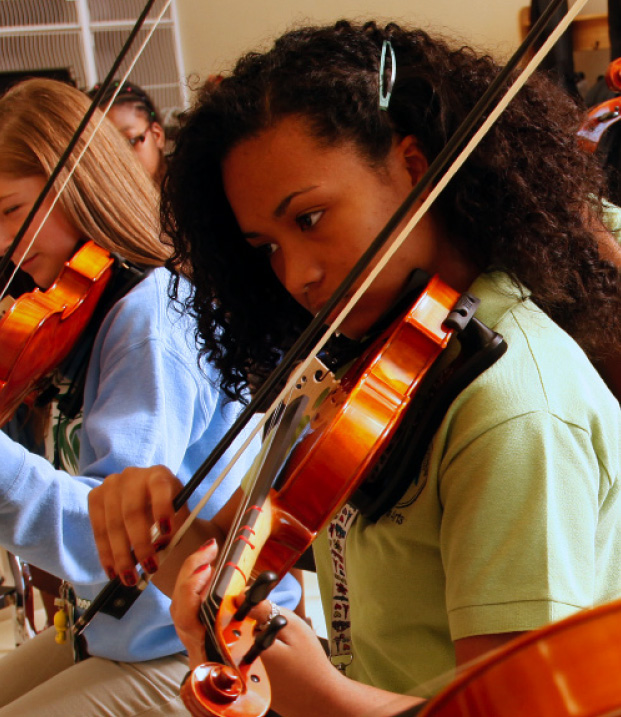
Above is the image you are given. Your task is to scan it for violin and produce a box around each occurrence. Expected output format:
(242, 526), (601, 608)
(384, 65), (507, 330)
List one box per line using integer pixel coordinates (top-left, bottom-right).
(576, 57), (621, 153)
(180, 275), (474, 716)
(0, 240), (114, 426)
(415, 598), (621, 716)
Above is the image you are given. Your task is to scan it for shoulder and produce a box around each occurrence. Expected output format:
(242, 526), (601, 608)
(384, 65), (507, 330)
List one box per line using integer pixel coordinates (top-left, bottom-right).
(91, 267), (208, 379)
(99, 267), (192, 347)
(464, 272), (616, 417)
(439, 273), (619, 473)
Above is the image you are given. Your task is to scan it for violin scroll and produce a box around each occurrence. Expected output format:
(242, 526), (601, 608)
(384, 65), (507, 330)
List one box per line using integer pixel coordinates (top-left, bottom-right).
(577, 58), (621, 153)
(605, 57), (621, 93)
(180, 591), (286, 717)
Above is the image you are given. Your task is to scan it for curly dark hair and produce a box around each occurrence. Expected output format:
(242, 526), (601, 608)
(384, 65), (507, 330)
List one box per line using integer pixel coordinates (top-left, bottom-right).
(162, 20), (620, 402)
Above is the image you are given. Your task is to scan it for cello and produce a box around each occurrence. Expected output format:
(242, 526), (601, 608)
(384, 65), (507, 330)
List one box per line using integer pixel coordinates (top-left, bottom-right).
(413, 599), (621, 717)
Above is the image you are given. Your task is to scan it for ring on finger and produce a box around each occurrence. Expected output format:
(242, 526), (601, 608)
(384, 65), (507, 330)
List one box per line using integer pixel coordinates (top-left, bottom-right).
(256, 600), (280, 632)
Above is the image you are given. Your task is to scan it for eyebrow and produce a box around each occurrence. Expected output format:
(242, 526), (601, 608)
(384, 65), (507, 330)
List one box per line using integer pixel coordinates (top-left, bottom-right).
(274, 186), (318, 218)
(240, 185), (319, 240)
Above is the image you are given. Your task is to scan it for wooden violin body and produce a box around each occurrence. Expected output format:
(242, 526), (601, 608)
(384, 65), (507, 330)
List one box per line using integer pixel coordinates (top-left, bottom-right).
(182, 275), (464, 716)
(418, 598), (621, 716)
(0, 241), (114, 426)
(254, 275), (461, 579)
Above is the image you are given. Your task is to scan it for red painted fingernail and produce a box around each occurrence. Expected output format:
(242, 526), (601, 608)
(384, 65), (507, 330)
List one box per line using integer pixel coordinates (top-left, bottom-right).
(153, 539), (169, 552)
(200, 538), (216, 550)
(122, 570), (137, 587)
(106, 567), (117, 580)
(143, 557), (158, 574)
(192, 563), (210, 575)
(158, 518), (172, 535)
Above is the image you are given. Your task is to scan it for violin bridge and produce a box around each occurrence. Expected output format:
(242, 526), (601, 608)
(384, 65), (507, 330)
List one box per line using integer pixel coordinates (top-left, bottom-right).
(288, 356), (338, 416)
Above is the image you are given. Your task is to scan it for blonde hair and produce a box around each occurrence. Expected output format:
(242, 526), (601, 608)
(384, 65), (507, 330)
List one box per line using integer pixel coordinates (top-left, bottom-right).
(0, 78), (168, 266)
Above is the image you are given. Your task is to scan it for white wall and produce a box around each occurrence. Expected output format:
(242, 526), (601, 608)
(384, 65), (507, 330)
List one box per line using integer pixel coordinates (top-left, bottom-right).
(174, 0), (609, 83)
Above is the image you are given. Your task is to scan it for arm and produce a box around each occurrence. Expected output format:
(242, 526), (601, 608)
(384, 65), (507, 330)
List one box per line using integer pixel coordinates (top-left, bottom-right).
(440, 409), (605, 640)
(454, 632), (524, 667)
(0, 428), (101, 581)
(0, 322), (204, 583)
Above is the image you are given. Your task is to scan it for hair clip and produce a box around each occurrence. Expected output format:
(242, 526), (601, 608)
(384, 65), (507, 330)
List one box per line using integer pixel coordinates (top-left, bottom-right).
(379, 40), (396, 111)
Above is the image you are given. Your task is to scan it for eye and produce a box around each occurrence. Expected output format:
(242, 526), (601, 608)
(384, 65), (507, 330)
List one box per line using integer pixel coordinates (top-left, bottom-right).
(254, 242), (279, 257)
(128, 133), (147, 148)
(296, 210), (323, 232)
(2, 204), (21, 217)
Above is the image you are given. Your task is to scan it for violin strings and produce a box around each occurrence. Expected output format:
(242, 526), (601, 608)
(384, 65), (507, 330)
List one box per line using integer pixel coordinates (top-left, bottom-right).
(149, 390), (295, 606)
(206, 387), (297, 603)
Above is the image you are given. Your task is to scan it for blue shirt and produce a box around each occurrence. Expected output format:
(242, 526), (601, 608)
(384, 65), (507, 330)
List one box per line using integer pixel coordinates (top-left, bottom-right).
(0, 267), (301, 661)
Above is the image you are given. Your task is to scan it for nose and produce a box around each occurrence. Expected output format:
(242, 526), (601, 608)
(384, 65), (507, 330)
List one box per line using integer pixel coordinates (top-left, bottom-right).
(0, 225), (13, 256)
(0, 228), (26, 266)
(276, 240), (324, 308)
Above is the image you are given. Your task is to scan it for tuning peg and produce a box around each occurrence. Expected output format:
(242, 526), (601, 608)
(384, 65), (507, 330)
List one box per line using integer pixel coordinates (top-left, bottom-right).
(241, 615), (287, 665)
(233, 571), (279, 621)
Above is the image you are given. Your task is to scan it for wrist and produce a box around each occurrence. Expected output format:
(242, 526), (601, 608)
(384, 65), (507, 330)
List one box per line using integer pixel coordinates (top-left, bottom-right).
(186, 643), (207, 670)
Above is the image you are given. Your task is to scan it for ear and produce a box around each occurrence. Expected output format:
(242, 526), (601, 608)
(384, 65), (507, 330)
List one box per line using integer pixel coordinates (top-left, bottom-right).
(150, 121), (166, 150)
(397, 135), (429, 186)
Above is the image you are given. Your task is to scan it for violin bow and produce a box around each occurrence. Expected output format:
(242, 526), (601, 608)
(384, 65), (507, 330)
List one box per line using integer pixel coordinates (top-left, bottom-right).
(0, 0), (170, 300)
(75, 0), (590, 633)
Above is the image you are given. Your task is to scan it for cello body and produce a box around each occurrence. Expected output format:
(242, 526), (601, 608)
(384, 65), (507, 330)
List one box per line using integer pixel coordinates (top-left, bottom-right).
(418, 599), (621, 717)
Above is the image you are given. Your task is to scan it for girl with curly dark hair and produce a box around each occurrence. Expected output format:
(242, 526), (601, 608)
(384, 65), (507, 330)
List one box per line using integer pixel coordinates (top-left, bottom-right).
(91, 20), (621, 715)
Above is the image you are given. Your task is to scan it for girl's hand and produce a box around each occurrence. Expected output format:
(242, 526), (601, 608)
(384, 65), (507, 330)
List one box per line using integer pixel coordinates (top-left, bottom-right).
(250, 600), (425, 717)
(171, 550), (339, 709)
(170, 539), (219, 667)
(245, 599), (343, 716)
(88, 464), (186, 585)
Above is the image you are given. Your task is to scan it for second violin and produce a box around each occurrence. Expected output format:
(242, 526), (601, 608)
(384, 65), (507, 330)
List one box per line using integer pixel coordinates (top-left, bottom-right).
(0, 240), (114, 426)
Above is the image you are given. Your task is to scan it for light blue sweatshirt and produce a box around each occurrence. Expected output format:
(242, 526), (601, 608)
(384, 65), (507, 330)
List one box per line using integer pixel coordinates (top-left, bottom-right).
(0, 267), (300, 661)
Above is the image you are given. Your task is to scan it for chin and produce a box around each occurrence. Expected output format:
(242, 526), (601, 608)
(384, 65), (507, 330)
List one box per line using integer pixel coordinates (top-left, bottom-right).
(322, 301), (379, 341)
(338, 320), (370, 341)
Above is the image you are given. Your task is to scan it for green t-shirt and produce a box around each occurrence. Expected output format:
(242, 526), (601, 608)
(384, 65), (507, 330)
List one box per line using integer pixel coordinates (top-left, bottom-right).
(313, 271), (620, 697)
